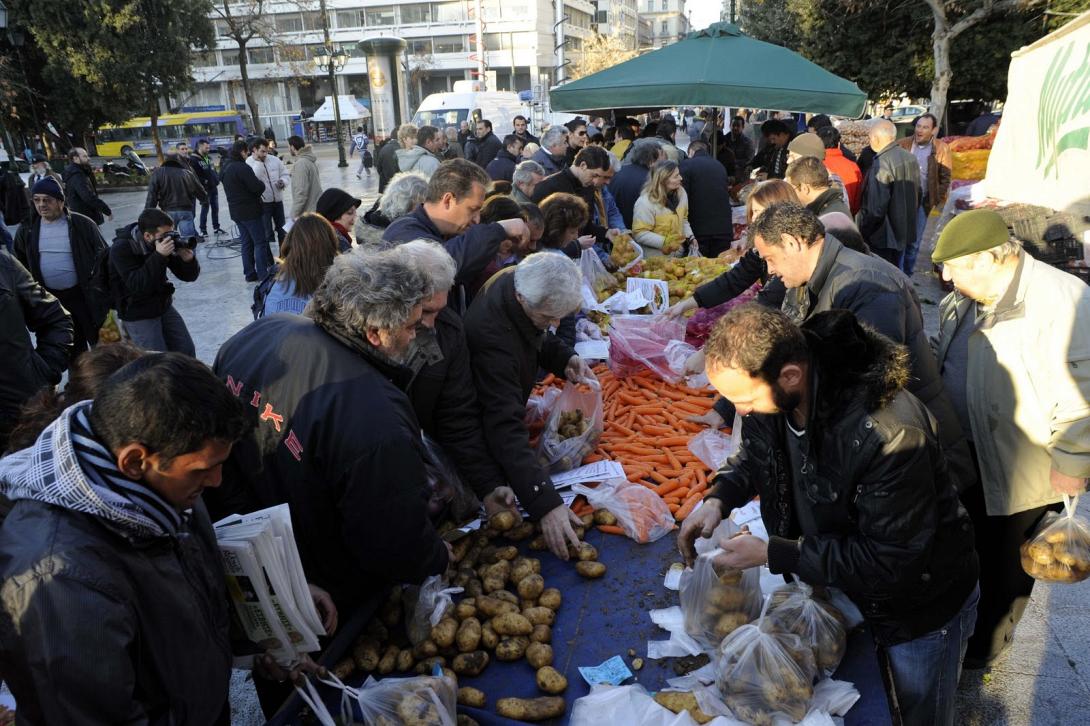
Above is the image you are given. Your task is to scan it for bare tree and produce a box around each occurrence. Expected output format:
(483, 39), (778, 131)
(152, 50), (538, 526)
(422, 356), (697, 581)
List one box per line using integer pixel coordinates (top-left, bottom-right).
(213, 1), (279, 132)
(923, 0), (1043, 125)
(570, 33), (640, 80)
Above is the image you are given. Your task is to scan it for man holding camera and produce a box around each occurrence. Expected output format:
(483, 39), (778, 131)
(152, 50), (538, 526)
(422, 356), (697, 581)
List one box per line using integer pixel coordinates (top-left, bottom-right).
(109, 209), (199, 355)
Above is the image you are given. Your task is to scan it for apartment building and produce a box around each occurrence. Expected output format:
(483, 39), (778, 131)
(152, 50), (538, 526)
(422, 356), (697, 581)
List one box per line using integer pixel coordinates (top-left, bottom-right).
(637, 0), (689, 48)
(591, 0), (640, 50)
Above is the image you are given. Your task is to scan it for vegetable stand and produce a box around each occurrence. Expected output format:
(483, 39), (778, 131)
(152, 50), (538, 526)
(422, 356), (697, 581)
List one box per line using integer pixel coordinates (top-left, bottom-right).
(274, 530), (891, 725)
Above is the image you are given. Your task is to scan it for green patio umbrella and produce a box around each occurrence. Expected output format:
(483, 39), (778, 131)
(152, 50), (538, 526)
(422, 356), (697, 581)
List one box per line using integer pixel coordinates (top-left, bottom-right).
(550, 23), (867, 117)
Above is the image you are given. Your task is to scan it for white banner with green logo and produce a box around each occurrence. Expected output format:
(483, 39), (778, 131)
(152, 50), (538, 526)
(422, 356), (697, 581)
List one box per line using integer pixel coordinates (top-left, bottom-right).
(984, 12), (1090, 215)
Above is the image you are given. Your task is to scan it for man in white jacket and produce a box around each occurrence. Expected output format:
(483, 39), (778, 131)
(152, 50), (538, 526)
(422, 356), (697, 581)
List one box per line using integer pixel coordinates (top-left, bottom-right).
(247, 138), (289, 248)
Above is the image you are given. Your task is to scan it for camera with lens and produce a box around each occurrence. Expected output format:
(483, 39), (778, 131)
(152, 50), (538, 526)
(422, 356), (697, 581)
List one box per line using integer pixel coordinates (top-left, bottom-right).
(164, 230), (200, 252)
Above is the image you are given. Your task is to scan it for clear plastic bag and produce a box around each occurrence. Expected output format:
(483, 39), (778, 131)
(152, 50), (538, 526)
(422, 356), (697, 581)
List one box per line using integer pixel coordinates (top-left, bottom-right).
(581, 247), (617, 297)
(407, 575), (463, 645)
(679, 522), (763, 650)
(714, 599), (817, 725)
(525, 386), (562, 449)
(572, 478), (676, 543)
(608, 315), (688, 382)
(616, 235), (645, 274)
(422, 434), (479, 523)
(1020, 494), (1090, 583)
(766, 581), (848, 676)
(354, 672), (457, 726)
(687, 428), (736, 472)
(536, 381), (603, 473)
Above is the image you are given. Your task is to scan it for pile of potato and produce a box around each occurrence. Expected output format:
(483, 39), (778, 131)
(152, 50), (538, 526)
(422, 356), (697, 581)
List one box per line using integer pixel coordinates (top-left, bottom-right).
(610, 234), (640, 269)
(636, 256), (729, 305)
(556, 410), (590, 441)
(365, 674), (458, 726)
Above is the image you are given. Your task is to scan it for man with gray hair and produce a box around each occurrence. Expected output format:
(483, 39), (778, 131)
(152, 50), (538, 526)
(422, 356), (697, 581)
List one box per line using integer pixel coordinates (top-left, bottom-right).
(511, 160), (546, 204)
(858, 119), (919, 269)
(609, 138), (662, 228)
(356, 171), (430, 246)
(531, 126), (569, 175)
(395, 240), (518, 519)
(465, 252), (596, 560)
(211, 247), (451, 612)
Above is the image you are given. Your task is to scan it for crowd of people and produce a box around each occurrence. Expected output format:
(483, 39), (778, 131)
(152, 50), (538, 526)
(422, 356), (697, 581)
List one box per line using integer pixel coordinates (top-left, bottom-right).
(0, 106), (1087, 726)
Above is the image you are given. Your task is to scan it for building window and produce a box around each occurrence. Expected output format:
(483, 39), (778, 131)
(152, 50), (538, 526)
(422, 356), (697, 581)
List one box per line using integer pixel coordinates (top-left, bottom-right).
(335, 10), (362, 28)
(660, 19), (667, 33)
(277, 45), (308, 63)
(434, 35), (466, 53)
(194, 51), (217, 67)
(215, 20), (231, 37)
(408, 37), (434, 55)
(275, 13), (303, 32)
(661, 0), (667, 10)
(434, 2), (466, 23)
(222, 50), (240, 66)
(301, 12), (324, 31)
(646, 0), (653, 11)
(401, 3), (433, 24)
(248, 47), (275, 64)
(366, 6), (396, 26)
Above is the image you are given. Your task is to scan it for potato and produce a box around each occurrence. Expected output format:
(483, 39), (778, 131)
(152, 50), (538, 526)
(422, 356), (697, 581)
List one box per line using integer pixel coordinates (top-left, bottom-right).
(489, 511), (518, 532)
(454, 599), (477, 621)
(492, 612), (534, 636)
(353, 639), (381, 671)
(431, 618), (458, 648)
(653, 691), (714, 724)
(464, 579), (484, 598)
(593, 509), (618, 526)
(536, 666), (568, 694)
(580, 512), (595, 527)
(483, 576), (507, 593)
(526, 642), (553, 668)
(575, 561), (607, 578)
(331, 657), (354, 680)
(412, 639), (438, 659)
(528, 535), (547, 551)
(477, 596), (518, 618)
(481, 621), (499, 650)
(496, 696), (566, 721)
(364, 618), (389, 642)
(713, 612), (749, 639)
(456, 617), (482, 652)
(451, 536), (472, 563)
(493, 545), (518, 561)
(457, 686), (487, 708)
(506, 522), (535, 541)
(570, 542), (598, 562)
(456, 716), (479, 726)
(509, 559), (537, 584)
(451, 650), (490, 676)
(378, 644), (399, 674)
(380, 598), (402, 627)
(522, 606), (556, 626)
(481, 560), (511, 581)
(496, 636), (529, 661)
(493, 589), (520, 606)
(414, 656), (446, 674)
(538, 588), (562, 611)
(442, 666), (458, 683)
(517, 574), (545, 600)
(398, 692), (442, 724)
(396, 648), (415, 672)
(708, 588), (746, 611)
(520, 598), (538, 610)
(530, 624), (552, 643)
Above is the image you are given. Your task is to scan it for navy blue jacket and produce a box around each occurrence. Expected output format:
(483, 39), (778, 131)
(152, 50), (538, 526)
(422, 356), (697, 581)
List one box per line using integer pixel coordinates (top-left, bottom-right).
(681, 150), (731, 237)
(486, 148), (519, 182)
(219, 155), (265, 221)
(609, 163), (651, 229)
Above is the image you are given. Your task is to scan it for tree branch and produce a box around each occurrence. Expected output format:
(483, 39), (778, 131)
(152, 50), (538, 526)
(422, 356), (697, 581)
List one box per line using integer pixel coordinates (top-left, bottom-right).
(948, 0), (1040, 41)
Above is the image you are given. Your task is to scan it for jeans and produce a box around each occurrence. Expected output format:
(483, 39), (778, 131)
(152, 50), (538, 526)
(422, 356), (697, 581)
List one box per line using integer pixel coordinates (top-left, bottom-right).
(902, 201), (928, 276)
(872, 246), (904, 268)
(236, 217), (273, 279)
(885, 584), (979, 726)
(166, 210), (197, 240)
(356, 153), (370, 175)
(199, 187), (221, 233)
(262, 200), (286, 247)
(122, 304), (195, 356)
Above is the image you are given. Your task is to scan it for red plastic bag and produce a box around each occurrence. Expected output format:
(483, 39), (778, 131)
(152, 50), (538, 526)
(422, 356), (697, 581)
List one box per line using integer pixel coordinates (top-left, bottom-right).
(684, 284), (761, 348)
(608, 315), (687, 382)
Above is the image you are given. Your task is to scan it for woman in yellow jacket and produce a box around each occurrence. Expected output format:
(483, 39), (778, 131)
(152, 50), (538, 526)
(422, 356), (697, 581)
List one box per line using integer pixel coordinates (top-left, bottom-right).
(632, 160), (694, 257)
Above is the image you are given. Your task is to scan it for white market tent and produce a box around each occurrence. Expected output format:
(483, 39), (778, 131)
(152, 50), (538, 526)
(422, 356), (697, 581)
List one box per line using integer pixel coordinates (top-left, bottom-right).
(311, 95), (371, 122)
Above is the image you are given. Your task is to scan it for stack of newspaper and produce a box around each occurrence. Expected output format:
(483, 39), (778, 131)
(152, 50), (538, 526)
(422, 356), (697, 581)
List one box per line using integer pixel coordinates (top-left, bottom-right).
(214, 504), (325, 666)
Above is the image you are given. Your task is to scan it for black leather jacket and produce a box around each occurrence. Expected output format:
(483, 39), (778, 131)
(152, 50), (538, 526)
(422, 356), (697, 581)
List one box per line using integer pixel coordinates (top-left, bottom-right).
(858, 142), (920, 252)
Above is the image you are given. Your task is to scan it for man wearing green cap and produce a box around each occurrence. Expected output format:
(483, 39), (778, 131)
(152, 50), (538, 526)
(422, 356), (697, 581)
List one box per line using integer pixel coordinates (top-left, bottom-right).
(933, 208), (1090, 668)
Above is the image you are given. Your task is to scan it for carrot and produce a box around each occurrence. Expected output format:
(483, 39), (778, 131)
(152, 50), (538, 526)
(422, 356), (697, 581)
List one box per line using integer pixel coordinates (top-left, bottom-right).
(668, 503), (681, 513)
(583, 453), (605, 463)
(656, 479), (683, 497)
(648, 470), (670, 485)
(658, 436), (691, 447)
(675, 496), (702, 521)
(597, 524), (625, 535)
(540, 373), (556, 386)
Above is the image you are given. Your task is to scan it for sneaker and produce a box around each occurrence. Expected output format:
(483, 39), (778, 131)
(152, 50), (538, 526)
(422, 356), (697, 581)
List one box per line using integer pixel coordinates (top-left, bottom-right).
(356, 173), (361, 179)
(245, 273), (258, 282)
(214, 228), (226, 235)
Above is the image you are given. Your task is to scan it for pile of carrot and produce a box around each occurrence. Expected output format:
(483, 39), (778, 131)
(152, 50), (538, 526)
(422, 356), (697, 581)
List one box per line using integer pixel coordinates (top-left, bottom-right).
(536, 364), (726, 533)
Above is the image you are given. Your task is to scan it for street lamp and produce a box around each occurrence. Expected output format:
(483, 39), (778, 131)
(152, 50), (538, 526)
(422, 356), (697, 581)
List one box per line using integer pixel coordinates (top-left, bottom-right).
(313, 46), (349, 167)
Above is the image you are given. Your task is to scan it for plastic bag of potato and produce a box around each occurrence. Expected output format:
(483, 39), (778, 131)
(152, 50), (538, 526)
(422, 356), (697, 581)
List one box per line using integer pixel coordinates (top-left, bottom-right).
(407, 575), (463, 645)
(1021, 494), (1090, 583)
(679, 544), (762, 649)
(354, 672), (457, 726)
(536, 382), (603, 473)
(765, 581), (847, 676)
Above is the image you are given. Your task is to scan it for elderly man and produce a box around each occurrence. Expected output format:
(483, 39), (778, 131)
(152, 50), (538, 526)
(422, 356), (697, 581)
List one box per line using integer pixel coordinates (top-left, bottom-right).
(932, 209), (1090, 668)
(751, 202), (974, 493)
(531, 126), (569, 176)
(211, 249), (451, 611)
(383, 160), (528, 311)
(14, 177), (111, 356)
(466, 252), (595, 560)
(786, 157), (851, 219)
(610, 139), (662, 229)
(859, 119), (920, 269)
(898, 113), (951, 275)
(511, 160), (546, 204)
(356, 171), (430, 246)
(679, 305), (978, 726)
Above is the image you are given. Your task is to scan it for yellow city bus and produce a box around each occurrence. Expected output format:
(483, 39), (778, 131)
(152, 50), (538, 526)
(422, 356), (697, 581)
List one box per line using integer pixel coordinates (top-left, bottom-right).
(94, 110), (246, 157)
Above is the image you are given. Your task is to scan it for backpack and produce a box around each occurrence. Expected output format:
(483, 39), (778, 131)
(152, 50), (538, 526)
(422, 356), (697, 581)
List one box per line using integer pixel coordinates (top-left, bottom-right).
(251, 263), (280, 320)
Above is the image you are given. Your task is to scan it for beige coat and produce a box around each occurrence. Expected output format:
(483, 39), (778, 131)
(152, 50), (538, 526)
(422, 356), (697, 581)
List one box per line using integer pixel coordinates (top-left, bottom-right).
(935, 252), (1090, 515)
(289, 146), (322, 218)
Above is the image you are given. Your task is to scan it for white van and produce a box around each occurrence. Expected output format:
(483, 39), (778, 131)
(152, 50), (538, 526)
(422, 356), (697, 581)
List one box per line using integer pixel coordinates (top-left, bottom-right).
(411, 81), (526, 137)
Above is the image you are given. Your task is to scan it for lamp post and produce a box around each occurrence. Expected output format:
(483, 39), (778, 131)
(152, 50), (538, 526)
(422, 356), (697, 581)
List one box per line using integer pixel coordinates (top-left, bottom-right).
(313, 45), (349, 168)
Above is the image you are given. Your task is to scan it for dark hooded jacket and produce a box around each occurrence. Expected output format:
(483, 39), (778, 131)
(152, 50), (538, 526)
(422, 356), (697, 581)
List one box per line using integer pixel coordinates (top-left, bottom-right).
(486, 148), (520, 183)
(61, 162), (111, 225)
(464, 268), (574, 520)
(782, 235), (974, 492)
(609, 162), (652, 229)
(209, 313), (449, 610)
(707, 310), (979, 646)
(219, 154), (265, 221)
(145, 157), (207, 212)
(858, 141), (919, 253)
(109, 222), (200, 321)
(467, 131), (502, 170)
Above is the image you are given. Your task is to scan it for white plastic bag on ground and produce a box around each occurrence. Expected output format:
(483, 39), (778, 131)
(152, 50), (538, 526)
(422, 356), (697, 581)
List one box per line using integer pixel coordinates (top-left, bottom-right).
(572, 477), (675, 543)
(407, 575), (462, 645)
(354, 673), (457, 726)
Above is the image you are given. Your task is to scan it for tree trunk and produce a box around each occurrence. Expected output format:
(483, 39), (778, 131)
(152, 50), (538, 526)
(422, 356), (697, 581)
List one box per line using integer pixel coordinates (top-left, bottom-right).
(929, 24), (953, 128)
(237, 39), (262, 134)
(150, 101), (163, 163)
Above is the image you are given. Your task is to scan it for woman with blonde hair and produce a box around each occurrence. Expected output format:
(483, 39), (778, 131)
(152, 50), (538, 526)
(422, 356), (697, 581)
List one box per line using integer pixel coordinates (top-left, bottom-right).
(631, 160), (695, 256)
(256, 212), (340, 317)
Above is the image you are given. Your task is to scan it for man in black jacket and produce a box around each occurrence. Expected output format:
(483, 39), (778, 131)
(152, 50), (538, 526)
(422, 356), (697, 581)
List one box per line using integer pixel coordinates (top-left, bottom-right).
(109, 209), (199, 355)
(512, 115), (539, 146)
(787, 157), (852, 219)
(14, 177), (110, 356)
(610, 139), (662, 229)
(679, 305), (978, 726)
(62, 148), (112, 226)
(750, 202), (975, 494)
(383, 159), (529, 312)
(210, 249), (451, 612)
(465, 252), (595, 560)
(219, 139), (270, 281)
(486, 135), (524, 183)
(145, 152), (207, 240)
(751, 119), (792, 180)
(466, 119), (503, 170)
(858, 120), (919, 268)
(681, 140), (732, 256)
(377, 124), (417, 192)
(191, 139), (224, 236)
(0, 250), (72, 450)
(531, 146), (617, 248)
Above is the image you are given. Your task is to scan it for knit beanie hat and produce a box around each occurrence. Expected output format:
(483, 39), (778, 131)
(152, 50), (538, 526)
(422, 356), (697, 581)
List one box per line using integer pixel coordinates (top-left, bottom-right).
(787, 133), (826, 160)
(31, 176), (64, 201)
(932, 209), (1010, 263)
(316, 188), (362, 222)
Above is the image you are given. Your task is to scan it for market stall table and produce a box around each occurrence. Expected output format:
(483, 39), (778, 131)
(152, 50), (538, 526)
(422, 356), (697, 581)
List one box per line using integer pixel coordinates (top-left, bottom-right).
(276, 528), (892, 725)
